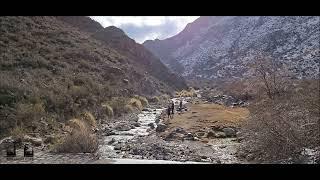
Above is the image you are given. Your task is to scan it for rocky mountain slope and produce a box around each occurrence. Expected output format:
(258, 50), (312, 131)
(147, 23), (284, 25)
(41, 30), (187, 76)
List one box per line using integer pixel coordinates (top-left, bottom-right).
(0, 16), (186, 136)
(144, 16), (319, 79)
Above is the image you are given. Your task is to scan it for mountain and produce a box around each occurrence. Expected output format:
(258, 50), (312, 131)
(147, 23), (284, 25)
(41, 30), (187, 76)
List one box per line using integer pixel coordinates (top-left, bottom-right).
(143, 16), (320, 80)
(0, 16), (186, 135)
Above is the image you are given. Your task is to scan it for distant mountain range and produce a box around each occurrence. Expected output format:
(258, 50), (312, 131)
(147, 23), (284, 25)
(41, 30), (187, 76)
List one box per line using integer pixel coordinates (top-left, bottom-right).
(144, 16), (319, 80)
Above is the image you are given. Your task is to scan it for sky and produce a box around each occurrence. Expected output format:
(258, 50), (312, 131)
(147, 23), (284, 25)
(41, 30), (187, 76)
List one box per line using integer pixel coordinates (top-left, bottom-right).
(90, 16), (199, 43)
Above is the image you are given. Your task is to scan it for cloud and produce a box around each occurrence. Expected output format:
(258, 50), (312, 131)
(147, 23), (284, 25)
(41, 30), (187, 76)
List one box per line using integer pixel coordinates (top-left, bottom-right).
(90, 16), (199, 43)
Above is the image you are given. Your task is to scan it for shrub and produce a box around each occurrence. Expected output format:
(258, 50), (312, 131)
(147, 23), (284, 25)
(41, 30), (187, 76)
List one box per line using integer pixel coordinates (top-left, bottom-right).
(148, 96), (160, 103)
(108, 97), (128, 116)
(10, 126), (25, 140)
(81, 111), (96, 128)
(102, 103), (114, 117)
(242, 79), (320, 163)
(56, 123), (98, 153)
(124, 104), (134, 113)
(134, 95), (149, 107)
(67, 118), (87, 131)
(128, 98), (143, 111)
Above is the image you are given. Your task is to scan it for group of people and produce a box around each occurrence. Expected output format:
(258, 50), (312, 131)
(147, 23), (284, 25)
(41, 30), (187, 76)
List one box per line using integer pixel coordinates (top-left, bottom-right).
(167, 99), (183, 119)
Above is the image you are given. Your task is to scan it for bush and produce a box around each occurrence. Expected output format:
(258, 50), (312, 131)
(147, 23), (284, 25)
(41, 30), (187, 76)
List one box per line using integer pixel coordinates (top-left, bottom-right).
(128, 98), (143, 111)
(108, 97), (128, 116)
(102, 103), (114, 117)
(56, 122), (98, 153)
(242, 79), (320, 163)
(81, 111), (96, 128)
(124, 104), (134, 113)
(67, 118), (87, 131)
(134, 95), (149, 107)
(148, 96), (160, 103)
(10, 126), (25, 140)
(15, 102), (45, 128)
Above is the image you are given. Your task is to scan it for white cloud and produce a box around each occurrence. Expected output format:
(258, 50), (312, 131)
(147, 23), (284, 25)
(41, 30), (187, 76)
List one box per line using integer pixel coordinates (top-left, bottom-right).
(90, 16), (199, 43)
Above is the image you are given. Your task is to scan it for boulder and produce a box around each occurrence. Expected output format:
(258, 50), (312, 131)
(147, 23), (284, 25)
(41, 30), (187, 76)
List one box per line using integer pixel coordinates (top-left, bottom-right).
(185, 133), (194, 140)
(156, 123), (167, 132)
(214, 132), (227, 138)
(122, 79), (129, 84)
(114, 143), (122, 150)
(222, 127), (237, 137)
(142, 108), (151, 112)
(174, 127), (187, 134)
(155, 117), (161, 124)
(132, 122), (141, 127)
(115, 123), (133, 131)
(206, 131), (215, 138)
(148, 123), (155, 129)
(23, 135), (43, 147)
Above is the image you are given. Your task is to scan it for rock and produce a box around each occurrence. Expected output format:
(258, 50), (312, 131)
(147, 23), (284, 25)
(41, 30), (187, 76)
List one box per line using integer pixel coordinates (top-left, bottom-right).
(114, 143), (122, 150)
(132, 122), (141, 127)
(142, 108), (151, 112)
(155, 117), (161, 124)
(206, 131), (215, 138)
(214, 132), (227, 138)
(148, 123), (155, 129)
(156, 123), (167, 132)
(174, 127), (187, 134)
(222, 127), (237, 137)
(115, 123), (133, 131)
(184, 133), (194, 140)
(122, 79), (129, 84)
(192, 111), (197, 114)
(23, 135), (43, 147)
(219, 145), (227, 149)
(195, 131), (206, 137)
(193, 137), (200, 141)
(108, 138), (116, 145)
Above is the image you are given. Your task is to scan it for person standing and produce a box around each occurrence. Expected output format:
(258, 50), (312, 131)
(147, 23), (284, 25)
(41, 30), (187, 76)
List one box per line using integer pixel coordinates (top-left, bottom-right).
(179, 99), (183, 111)
(171, 101), (174, 118)
(167, 105), (171, 119)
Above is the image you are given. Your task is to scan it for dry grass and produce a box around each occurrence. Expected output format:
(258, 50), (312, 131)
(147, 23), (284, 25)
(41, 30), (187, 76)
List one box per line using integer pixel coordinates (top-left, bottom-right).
(128, 98), (143, 111)
(148, 96), (160, 103)
(102, 103), (114, 117)
(165, 103), (249, 133)
(124, 104), (135, 113)
(67, 118), (87, 131)
(134, 95), (149, 107)
(81, 111), (96, 128)
(175, 88), (197, 97)
(56, 118), (98, 153)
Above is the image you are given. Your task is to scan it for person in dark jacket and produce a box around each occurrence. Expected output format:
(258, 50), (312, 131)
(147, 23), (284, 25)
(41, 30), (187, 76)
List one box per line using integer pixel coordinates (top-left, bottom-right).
(167, 105), (171, 119)
(179, 100), (183, 111)
(171, 101), (174, 117)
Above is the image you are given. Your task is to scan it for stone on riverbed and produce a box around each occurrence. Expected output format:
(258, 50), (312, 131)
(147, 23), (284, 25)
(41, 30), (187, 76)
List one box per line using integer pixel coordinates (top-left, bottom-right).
(148, 123), (155, 129)
(222, 127), (237, 137)
(156, 123), (167, 132)
(115, 123), (134, 131)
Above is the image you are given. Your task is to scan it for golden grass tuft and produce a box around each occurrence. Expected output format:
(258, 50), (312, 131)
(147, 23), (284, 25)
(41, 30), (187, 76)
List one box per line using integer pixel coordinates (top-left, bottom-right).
(102, 103), (114, 117)
(82, 111), (96, 128)
(128, 98), (143, 111)
(134, 95), (149, 107)
(124, 104), (134, 113)
(67, 118), (87, 131)
(149, 96), (160, 103)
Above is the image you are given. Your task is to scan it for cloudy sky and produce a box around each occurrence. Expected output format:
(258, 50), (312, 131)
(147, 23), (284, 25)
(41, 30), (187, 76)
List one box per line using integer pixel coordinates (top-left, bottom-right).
(90, 16), (199, 43)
